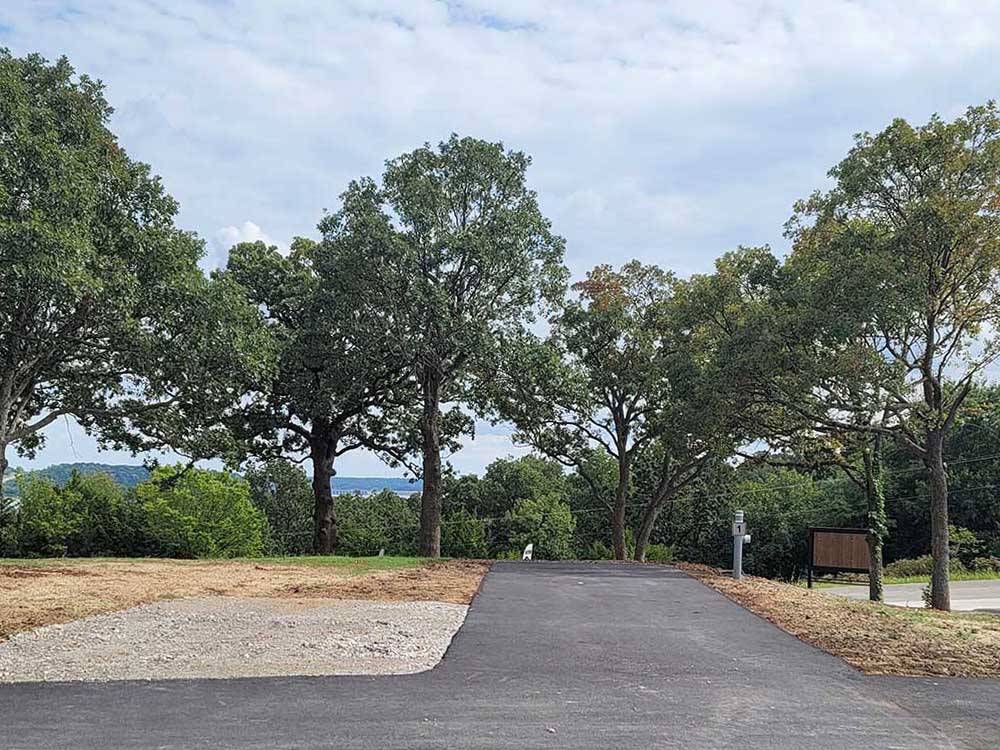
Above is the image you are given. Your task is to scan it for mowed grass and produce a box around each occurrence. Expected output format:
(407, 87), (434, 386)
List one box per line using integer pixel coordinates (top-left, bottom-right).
(802, 568), (1000, 587)
(883, 569), (1000, 585)
(0, 555), (428, 574)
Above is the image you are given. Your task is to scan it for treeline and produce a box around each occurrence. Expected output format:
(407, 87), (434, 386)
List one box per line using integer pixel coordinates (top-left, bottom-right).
(3, 50), (1000, 610)
(6, 436), (1000, 578)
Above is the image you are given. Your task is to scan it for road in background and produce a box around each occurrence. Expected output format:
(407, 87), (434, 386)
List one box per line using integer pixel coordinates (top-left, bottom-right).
(828, 579), (1000, 613)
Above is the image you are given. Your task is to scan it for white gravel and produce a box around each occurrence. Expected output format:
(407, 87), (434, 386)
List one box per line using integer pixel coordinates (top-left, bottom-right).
(0, 597), (468, 683)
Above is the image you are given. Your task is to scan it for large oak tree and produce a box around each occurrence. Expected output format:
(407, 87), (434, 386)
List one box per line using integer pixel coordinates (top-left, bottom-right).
(0, 50), (268, 494)
(224, 188), (415, 554)
(339, 136), (567, 557)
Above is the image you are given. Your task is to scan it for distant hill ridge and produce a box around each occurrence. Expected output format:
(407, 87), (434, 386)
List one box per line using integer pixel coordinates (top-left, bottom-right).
(1, 463), (421, 497)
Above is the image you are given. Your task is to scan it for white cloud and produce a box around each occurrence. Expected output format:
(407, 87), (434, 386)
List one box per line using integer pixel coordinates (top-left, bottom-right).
(210, 220), (280, 266)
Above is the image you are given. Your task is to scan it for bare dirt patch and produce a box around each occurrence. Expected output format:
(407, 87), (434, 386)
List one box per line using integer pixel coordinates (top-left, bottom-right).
(0, 559), (489, 641)
(679, 563), (1000, 678)
(284, 560), (488, 604)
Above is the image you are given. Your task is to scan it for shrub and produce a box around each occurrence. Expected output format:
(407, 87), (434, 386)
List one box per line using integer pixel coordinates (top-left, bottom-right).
(0, 492), (19, 556)
(970, 556), (1000, 573)
(506, 493), (576, 560)
(949, 525), (988, 569)
(644, 543), (674, 563)
(245, 460), (313, 555)
(441, 507), (488, 558)
(884, 555), (969, 578)
(579, 539), (613, 560)
(135, 466), (265, 558)
(15, 471), (138, 557)
(335, 490), (419, 557)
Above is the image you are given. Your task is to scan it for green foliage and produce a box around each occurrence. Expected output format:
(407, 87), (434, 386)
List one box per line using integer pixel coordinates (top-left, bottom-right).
(441, 507), (489, 558)
(443, 456), (570, 556)
(14, 472), (137, 557)
(885, 386), (1000, 561)
(0, 50), (271, 472)
(948, 526), (988, 569)
(664, 468), (863, 580)
(475, 456), (567, 519)
(505, 493), (576, 560)
(335, 491), (419, 557)
(245, 461), (314, 555)
(0, 482), (17, 555)
(884, 555), (967, 579)
(578, 539), (613, 560)
(135, 466), (265, 558)
(565, 449), (619, 553)
(334, 135), (568, 555)
(644, 543), (674, 563)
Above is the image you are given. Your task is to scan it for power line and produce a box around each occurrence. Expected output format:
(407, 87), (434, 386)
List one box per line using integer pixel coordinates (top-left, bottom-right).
(269, 447), (1000, 540)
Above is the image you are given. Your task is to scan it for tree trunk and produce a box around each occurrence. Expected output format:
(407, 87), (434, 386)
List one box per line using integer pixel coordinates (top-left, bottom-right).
(925, 430), (951, 611)
(863, 434), (886, 602)
(310, 437), (337, 555)
(633, 501), (659, 562)
(0, 441), (7, 499)
(418, 368), (443, 557)
(611, 458), (630, 560)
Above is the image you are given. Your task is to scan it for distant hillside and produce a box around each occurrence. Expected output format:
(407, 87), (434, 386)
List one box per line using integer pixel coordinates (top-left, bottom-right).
(331, 476), (422, 495)
(1, 463), (420, 497)
(2, 463), (151, 496)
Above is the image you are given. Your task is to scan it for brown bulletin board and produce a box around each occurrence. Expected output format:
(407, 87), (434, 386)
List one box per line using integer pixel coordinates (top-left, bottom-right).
(807, 527), (870, 587)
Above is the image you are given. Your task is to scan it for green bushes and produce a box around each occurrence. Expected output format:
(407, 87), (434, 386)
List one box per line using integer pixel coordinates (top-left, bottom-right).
(335, 490), (419, 557)
(15, 472), (139, 557)
(7, 466), (265, 558)
(245, 461), (314, 555)
(506, 493), (576, 560)
(135, 467), (266, 558)
(884, 527), (1000, 578)
(441, 507), (489, 558)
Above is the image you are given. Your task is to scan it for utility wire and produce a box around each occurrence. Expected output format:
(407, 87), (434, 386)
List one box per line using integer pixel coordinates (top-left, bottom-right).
(269, 448), (1000, 540)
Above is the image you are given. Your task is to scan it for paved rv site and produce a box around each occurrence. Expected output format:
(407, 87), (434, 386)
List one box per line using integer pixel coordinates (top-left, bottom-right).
(2, 562), (999, 750)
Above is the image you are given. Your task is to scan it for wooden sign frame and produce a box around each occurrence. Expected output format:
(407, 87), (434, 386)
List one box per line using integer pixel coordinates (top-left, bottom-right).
(806, 527), (870, 588)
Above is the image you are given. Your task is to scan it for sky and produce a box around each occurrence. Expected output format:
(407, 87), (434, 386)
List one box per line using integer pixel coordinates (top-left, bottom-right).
(4, 0), (1000, 476)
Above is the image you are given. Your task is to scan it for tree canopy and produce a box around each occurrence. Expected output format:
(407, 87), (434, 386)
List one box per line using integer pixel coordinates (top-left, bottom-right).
(336, 135), (568, 556)
(0, 50), (269, 491)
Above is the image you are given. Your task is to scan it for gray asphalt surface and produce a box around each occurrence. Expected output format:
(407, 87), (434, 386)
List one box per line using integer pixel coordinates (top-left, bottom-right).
(2, 561), (998, 749)
(829, 578), (1000, 613)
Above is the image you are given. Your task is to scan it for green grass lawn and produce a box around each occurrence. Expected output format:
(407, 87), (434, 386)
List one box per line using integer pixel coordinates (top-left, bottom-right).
(799, 568), (1000, 588)
(882, 569), (1000, 585)
(0, 555), (431, 574)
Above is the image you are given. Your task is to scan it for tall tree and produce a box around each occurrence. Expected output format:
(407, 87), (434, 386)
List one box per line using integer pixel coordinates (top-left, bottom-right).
(702, 106), (1000, 610)
(340, 136), (567, 556)
(783, 104), (1000, 610)
(496, 262), (672, 559)
(224, 207), (415, 554)
(678, 249), (891, 598)
(0, 50), (267, 494)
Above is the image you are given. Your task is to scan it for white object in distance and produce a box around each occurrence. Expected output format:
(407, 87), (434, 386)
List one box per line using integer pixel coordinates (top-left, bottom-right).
(522, 543), (533, 561)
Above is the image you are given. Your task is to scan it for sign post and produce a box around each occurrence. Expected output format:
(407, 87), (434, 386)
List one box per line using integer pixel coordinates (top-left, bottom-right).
(732, 510), (747, 580)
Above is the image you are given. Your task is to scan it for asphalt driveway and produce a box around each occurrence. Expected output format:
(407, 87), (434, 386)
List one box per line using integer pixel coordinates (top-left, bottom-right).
(2, 561), (998, 749)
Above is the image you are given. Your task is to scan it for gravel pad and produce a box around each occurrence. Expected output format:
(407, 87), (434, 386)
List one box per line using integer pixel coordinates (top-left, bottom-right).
(0, 597), (468, 683)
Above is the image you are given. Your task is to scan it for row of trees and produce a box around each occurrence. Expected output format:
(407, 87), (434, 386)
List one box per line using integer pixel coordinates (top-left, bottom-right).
(3, 50), (1000, 609)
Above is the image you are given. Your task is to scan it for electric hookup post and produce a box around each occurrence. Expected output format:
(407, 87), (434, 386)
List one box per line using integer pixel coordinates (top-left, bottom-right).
(732, 510), (751, 580)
